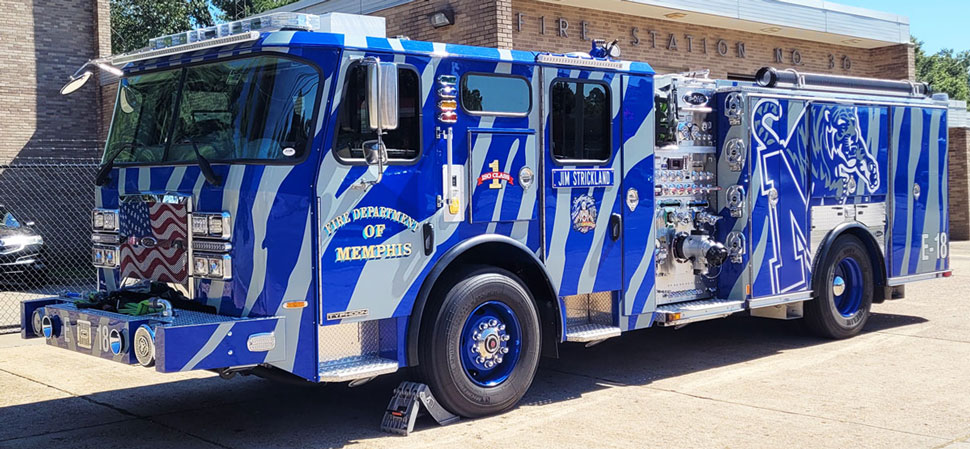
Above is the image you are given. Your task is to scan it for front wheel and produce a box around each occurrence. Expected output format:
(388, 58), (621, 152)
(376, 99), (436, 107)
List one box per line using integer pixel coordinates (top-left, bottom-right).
(418, 267), (541, 418)
(805, 235), (874, 339)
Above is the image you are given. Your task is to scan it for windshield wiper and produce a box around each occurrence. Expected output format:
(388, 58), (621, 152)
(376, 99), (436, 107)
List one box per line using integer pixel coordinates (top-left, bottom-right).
(180, 138), (222, 186)
(95, 142), (137, 186)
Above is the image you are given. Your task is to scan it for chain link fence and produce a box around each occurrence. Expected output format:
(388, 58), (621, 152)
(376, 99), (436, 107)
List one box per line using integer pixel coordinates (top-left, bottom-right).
(0, 157), (100, 333)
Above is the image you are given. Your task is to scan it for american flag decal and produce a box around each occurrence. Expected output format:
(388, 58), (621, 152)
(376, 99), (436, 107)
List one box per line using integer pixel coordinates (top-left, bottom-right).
(119, 201), (189, 284)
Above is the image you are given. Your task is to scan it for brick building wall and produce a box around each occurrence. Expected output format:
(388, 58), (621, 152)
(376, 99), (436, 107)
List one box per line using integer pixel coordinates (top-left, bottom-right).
(950, 128), (970, 241)
(510, 0), (912, 80)
(870, 43), (915, 81)
(375, 0), (514, 49)
(0, 0), (110, 161)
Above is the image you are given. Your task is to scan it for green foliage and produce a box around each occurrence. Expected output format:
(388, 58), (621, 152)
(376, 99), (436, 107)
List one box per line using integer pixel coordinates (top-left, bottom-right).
(110, 0), (214, 53)
(110, 0), (300, 54)
(913, 37), (970, 103)
(210, 0), (300, 22)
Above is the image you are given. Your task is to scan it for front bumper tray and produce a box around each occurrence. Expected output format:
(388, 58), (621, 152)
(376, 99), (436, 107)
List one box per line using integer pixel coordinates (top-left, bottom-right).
(21, 297), (283, 373)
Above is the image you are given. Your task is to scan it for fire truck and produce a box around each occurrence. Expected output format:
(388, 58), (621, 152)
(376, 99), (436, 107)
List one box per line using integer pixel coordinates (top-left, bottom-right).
(23, 12), (951, 422)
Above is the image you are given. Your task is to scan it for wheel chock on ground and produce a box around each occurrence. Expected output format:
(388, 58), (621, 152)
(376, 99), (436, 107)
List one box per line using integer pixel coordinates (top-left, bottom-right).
(380, 381), (459, 435)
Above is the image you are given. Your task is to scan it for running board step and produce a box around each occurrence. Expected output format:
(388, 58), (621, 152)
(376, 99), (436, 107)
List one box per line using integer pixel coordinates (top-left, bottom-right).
(565, 323), (621, 342)
(656, 298), (746, 326)
(319, 355), (399, 382)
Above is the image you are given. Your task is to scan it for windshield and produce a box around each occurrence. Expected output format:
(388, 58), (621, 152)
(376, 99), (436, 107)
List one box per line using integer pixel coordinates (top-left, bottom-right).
(0, 207), (20, 229)
(105, 55), (321, 165)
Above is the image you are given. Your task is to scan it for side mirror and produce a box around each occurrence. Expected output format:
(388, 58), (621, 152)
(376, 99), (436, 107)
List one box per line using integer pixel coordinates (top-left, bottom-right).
(362, 140), (388, 167)
(358, 139), (388, 186)
(367, 62), (399, 131)
(60, 71), (92, 95)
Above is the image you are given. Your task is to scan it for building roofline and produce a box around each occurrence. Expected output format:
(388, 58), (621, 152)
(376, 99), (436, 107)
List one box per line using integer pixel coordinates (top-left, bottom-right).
(271, 0), (911, 48)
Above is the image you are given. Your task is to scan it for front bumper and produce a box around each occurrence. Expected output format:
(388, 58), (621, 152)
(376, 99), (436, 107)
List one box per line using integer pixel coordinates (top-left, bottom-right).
(0, 250), (44, 275)
(22, 297), (284, 373)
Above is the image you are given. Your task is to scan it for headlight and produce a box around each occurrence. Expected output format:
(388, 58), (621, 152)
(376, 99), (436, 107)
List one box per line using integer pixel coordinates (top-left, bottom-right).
(92, 208), (119, 232)
(192, 253), (231, 280)
(192, 216), (208, 235)
(0, 235), (43, 247)
(192, 212), (231, 239)
(208, 215), (223, 236)
(92, 246), (119, 268)
(208, 257), (223, 277)
(194, 256), (208, 276)
(102, 211), (117, 231)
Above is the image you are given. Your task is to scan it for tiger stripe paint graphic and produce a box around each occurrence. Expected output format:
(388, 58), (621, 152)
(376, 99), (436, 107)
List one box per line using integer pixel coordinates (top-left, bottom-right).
(25, 23), (948, 389)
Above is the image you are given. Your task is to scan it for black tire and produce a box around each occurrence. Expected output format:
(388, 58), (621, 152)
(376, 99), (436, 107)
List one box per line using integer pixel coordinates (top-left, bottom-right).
(418, 267), (541, 418)
(804, 235), (874, 339)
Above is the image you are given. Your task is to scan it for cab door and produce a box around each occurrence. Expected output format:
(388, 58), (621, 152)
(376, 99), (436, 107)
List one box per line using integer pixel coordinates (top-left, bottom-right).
(539, 66), (623, 297)
(317, 51), (435, 324)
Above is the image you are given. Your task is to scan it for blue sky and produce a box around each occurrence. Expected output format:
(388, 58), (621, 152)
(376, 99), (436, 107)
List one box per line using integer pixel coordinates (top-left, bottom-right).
(834, 0), (966, 54)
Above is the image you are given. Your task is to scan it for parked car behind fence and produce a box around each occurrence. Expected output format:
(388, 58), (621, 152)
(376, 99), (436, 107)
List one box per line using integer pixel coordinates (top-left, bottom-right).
(0, 157), (100, 331)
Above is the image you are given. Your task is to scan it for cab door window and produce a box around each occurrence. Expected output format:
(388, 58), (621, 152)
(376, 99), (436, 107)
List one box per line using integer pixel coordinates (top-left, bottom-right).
(334, 64), (421, 163)
(550, 79), (611, 163)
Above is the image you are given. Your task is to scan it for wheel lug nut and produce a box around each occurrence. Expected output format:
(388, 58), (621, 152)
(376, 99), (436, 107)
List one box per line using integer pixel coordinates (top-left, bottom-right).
(488, 319), (498, 327)
(476, 356), (484, 364)
(501, 347), (509, 353)
(502, 335), (510, 341)
(495, 357), (503, 364)
(479, 322), (487, 330)
(498, 324), (506, 331)
(484, 361), (494, 368)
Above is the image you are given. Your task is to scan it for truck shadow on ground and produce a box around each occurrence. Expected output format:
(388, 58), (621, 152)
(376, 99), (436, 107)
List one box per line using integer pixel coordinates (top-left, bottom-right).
(0, 311), (927, 448)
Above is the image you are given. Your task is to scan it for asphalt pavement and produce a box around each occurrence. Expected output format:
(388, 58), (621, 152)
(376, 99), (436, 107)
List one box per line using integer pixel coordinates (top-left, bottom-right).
(1, 243), (969, 448)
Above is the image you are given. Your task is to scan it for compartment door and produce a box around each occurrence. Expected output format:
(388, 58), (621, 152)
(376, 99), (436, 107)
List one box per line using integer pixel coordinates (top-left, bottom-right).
(889, 107), (949, 278)
(467, 129), (539, 224)
(748, 97), (812, 298)
(619, 74), (657, 322)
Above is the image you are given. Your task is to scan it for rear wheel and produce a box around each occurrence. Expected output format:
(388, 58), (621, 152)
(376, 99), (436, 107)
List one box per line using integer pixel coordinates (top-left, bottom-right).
(805, 235), (874, 339)
(418, 267), (540, 418)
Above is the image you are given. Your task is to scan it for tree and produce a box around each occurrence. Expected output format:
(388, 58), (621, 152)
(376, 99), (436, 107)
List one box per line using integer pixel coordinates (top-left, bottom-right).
(110, 0), (299, 54)
(110, 0), (214, 53)
(210, 0), (300, 22)
(913, 37), (970, 103)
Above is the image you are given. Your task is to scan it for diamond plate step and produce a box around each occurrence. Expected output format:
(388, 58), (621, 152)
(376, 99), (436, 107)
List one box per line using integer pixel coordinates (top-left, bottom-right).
(655, 298), (745, 326)
(565, 323), (622, 342)
(318, 355), (398, 382)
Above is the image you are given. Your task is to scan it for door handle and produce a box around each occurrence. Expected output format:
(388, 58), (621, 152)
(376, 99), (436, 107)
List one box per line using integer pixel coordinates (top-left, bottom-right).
(609, 213), (622, 241)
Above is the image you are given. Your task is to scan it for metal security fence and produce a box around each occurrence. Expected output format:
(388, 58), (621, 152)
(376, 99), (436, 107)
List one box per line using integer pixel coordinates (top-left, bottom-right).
(0, 157), (101, 333)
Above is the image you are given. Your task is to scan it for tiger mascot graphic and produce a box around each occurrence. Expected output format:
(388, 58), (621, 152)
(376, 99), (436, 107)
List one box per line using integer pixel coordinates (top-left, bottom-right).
(813, 105), (880, 203)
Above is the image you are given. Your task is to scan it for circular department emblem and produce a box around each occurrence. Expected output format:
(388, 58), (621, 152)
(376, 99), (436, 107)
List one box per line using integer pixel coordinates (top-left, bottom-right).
(571, 194), (598, 233)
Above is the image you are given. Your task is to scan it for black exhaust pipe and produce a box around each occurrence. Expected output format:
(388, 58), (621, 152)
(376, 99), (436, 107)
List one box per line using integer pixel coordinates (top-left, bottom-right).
(755, 67), (931, 97)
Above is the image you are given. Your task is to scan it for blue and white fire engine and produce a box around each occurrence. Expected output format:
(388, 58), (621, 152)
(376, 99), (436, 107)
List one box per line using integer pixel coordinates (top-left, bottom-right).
(24, 12), (951, 422)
